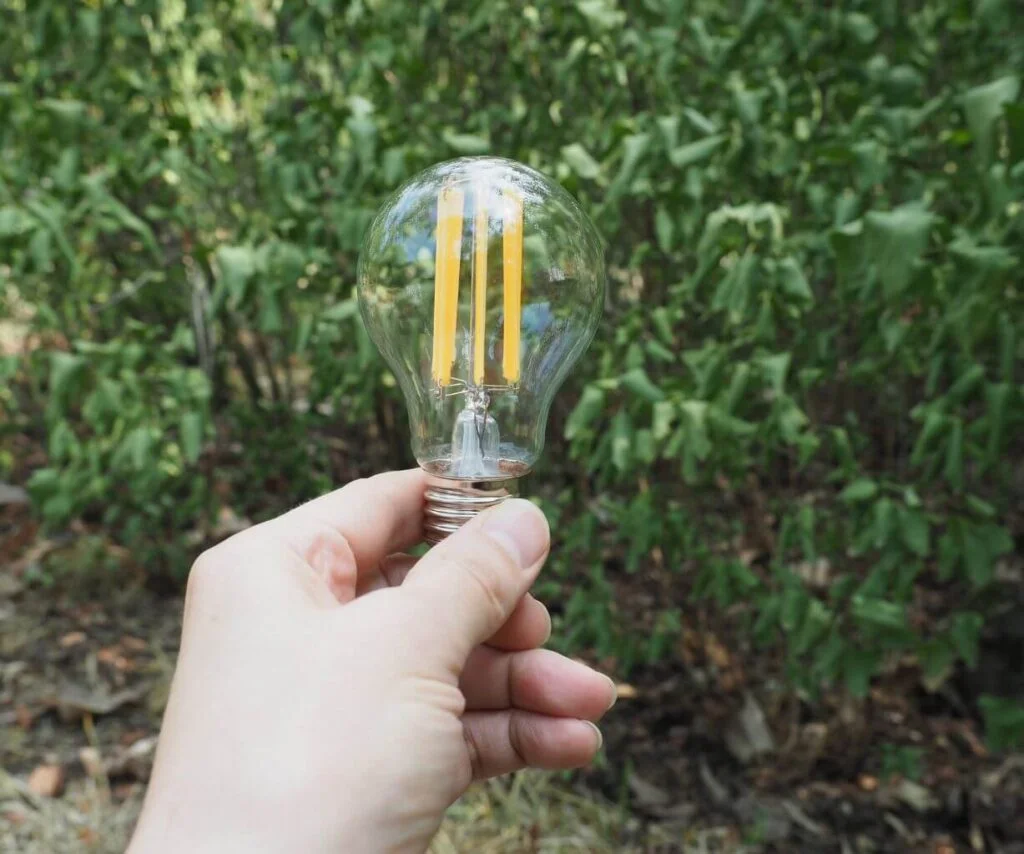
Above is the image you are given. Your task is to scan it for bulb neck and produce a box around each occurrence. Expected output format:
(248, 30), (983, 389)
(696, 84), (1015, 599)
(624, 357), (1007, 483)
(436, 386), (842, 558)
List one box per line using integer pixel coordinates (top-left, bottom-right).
(423, 472), (521, 545)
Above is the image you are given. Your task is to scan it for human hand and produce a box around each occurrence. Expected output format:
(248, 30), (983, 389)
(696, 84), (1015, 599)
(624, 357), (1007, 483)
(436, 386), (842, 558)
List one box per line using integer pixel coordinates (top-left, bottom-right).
(127, 469), (614, 854)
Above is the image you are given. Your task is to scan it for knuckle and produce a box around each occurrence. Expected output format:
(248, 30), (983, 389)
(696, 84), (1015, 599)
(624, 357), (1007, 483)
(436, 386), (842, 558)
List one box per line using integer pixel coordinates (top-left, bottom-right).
(186, 528), (264, 602)
(462, 724), (483, 780)
(185, 547), (221, 603)
(341, 476), (375, 502)
(301, 516), (356, 570)
(508, 712), (533, 766)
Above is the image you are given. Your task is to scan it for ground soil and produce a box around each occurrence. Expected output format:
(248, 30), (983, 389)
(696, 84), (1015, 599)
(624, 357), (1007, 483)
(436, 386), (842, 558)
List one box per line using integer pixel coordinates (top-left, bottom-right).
(3, 495), (1023, 853)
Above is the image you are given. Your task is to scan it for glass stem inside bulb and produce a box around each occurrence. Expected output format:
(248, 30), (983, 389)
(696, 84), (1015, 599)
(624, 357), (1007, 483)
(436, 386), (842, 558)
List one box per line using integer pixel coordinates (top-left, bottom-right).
(450, 388), (501, 479)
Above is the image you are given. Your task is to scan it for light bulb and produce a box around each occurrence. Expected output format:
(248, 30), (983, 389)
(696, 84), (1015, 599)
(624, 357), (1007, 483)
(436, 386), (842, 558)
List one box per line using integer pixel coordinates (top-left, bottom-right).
(357, 157), (604, 542)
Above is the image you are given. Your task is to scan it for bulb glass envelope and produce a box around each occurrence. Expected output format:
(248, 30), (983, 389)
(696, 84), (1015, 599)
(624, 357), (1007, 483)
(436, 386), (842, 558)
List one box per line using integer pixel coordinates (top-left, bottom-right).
(357, 157), (604, 481)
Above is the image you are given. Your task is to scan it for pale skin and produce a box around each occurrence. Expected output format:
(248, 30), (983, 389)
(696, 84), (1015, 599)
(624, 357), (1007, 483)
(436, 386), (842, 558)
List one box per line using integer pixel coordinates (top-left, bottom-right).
(127, 469), (615, 854)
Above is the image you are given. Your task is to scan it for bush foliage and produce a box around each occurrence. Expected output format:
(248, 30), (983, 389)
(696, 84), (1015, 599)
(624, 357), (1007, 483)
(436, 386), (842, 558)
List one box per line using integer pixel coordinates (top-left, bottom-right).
(2, 0), (1022, 718)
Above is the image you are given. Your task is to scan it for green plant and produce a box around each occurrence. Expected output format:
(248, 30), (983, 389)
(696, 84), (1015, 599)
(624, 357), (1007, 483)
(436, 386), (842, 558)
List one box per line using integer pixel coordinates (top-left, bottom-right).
(879, 743), (924, 782)
(980, 696), (1024, 752)
(1, 0), (1022, 730)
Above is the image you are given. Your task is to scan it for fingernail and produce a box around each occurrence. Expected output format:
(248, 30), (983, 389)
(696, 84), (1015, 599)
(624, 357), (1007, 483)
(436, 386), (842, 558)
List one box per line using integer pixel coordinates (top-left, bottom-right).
(481, 499), (549, 570)
(584, 721), (603, 751)
(604, 676), (618, 710)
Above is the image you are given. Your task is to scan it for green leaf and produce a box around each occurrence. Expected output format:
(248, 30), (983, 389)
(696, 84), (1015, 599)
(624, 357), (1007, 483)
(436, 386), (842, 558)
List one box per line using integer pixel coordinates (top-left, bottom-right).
(945, 364), (984, 405)
(733, 87), (764, 125)
(900, 508), (930, 557)
(668, 133), (727, 169)
(48, 420), (77, 461)
(852, 595), (906, 631)
(708, 408), (757, 438)
(919, 638), (955, 689)
(777, 257), (813, 303)
(963, 524), (995, 587)
(561, 143), (602, 179)
(985, 383), (1010, 463)
(259, 293), (284, 333)
(723, 363), (751, 413)
(950, 235), (1016, 275)
(966, 495), (996, 518)
(872, 497), (896, 548)
(780, 581), (808, 632)
(679, 400), (712, 461)
(575, 0), (625, 29)
(980, 696), (1024, 751)
(651, 307), (675, 345)
(611, 410), (632, 471)
(840, 478), (878, 503)
(41, 98), (87, 121)
(657, 115), (680, 149)
(712, 250), (757, 322)
(844, 648), (879, 697)
(25, 199), (77, 275)
(792, 598), (831, 655)
(124, 427), (153, 471)
(48, 352), (85, 408)
(845, 12), (878, 43)
(911, 409), (946, 467)
(759, 352), (791, 394)
(609, 133), (650, 197)
(565, 386), (606, 439)
(864, 204), (934, 298)
(1006, 103), (1024, 165)
(998, 315), (1016, 382)
(813, 631), (846, 685)
(180, 412), (204, 464)
(620, 368), (665, 402)
(652, 400), (676, 441)
(89, 186), (159, 257)
(829, 220), (868, 287)
(645, 340), (675, 363)
(216, 245), (258, 305)
(962, 76), (1020, 164)
(634, 428), (656, 464)
(950, 612), (983, 669)
(0, 206), (32, 237)
(682, 106), (719, 135)
(655, 206), (674, 252)
(442, 131), (490, 155)
(322, 300), (358, 322)
(775, 398), (809, 444)
(944, 417), (964, 491)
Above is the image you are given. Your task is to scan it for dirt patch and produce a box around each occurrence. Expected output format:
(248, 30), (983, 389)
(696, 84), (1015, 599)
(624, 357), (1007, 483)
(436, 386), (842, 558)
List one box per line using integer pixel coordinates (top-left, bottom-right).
(2, 500), (1023, 852)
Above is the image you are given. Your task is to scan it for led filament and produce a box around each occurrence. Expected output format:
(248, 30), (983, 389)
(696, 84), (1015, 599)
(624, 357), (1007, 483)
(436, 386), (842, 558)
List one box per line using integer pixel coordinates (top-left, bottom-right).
(430, 185), (523, 390)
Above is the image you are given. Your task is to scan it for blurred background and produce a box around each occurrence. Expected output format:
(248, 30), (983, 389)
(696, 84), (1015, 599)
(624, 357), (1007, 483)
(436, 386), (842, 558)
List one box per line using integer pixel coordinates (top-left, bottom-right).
(1, 0), (1023, 851)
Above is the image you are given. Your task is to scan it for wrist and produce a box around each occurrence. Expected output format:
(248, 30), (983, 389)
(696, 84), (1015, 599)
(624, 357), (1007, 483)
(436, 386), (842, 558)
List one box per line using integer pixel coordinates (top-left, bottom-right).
(128, 790), (383, 854)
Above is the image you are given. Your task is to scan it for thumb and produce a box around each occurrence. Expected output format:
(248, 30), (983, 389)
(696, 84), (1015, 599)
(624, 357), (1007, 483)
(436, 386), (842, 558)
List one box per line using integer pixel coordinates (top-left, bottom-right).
(400, 498), (550, 670)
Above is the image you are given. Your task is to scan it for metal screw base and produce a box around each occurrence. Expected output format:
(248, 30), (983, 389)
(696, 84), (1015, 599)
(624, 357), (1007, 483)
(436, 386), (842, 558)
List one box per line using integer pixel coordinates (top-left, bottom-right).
(423, 473), (520, 545)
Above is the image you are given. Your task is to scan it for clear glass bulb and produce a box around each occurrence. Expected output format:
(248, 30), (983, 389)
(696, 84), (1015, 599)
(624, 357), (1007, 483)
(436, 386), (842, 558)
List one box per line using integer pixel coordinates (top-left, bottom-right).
(357, 157), (604, 496)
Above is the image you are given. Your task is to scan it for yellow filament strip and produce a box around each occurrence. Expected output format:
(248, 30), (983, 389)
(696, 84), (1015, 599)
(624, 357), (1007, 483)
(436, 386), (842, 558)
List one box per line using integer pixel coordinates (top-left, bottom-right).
(472, 189), (488, 385)
(502, 190), (523, 384)
(432, 186), (464, 386)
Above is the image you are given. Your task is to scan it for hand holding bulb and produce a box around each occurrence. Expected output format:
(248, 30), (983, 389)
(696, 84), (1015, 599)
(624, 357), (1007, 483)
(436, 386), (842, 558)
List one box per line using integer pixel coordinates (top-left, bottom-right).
(129, 472), (614, 854)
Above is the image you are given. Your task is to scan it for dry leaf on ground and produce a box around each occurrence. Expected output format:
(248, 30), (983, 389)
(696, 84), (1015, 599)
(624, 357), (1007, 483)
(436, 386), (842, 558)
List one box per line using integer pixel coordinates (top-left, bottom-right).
(27, 764), (64, 798)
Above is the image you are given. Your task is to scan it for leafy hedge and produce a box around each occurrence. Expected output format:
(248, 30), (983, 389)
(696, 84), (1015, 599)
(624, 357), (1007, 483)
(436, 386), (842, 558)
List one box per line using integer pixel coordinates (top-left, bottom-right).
(2, 0), (1022, 730)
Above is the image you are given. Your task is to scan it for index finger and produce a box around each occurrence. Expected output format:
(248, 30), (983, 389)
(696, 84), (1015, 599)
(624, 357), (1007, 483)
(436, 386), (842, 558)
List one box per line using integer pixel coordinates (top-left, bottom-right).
(272, 468), (426, 574)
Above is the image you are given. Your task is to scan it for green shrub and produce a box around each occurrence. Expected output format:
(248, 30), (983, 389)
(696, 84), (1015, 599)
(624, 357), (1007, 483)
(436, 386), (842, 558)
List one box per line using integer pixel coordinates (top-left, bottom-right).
(1, 0), (1022, 729)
